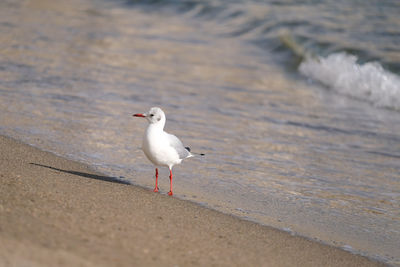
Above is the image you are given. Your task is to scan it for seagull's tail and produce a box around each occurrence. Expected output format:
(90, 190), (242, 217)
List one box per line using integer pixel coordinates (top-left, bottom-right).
(185, 147), (205, 157)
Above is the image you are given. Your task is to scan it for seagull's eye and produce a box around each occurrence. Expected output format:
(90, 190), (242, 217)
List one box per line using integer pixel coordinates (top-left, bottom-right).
(150, 114), (154, 117)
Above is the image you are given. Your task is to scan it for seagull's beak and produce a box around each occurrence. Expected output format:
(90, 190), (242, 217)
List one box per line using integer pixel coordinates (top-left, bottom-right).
(133, 113), (146, 118)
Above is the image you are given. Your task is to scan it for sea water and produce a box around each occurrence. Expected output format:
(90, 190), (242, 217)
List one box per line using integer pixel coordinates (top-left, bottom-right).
(0, 0), (399, 264)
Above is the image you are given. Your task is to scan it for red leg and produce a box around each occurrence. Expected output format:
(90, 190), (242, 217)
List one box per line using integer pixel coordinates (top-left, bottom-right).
(168, 169), (173, 196)
(153, 168), (159, 192)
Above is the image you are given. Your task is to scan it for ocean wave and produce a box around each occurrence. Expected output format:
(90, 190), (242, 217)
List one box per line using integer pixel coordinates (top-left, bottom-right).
(299, 53), (400, 110)
(125, 0), (400, 110)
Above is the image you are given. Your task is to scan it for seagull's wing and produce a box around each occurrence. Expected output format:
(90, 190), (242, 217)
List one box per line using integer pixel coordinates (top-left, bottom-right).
(166, 132), (191, 159)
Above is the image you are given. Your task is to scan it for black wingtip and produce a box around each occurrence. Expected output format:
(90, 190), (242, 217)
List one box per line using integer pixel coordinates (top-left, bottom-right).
(186, 146), (204, 156)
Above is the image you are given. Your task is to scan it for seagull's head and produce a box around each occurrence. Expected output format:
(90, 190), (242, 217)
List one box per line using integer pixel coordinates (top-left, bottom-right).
(133, 107), (166, 125)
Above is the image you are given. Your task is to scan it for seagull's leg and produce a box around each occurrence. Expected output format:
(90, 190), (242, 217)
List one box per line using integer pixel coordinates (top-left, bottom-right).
(153, 168), (159, 192)
(168, 168), (173, 196)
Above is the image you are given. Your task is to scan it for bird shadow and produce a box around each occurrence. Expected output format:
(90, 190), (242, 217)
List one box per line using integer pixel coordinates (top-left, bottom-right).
(29, 163), (131, 185)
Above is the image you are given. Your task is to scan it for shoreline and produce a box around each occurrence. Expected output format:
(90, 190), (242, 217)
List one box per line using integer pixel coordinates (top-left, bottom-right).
(0, 135), (384, 266)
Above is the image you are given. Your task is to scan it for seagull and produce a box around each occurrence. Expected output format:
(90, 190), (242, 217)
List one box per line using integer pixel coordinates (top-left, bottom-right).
(133, 107), (204, 196)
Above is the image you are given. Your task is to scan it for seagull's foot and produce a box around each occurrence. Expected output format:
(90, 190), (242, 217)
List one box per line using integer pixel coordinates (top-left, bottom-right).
(153, 187), (159, 193)
(168, 191), (173, 196)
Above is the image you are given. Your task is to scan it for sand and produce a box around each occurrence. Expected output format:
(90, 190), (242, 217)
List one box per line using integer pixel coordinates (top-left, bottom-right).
(0, 135), (384, 267)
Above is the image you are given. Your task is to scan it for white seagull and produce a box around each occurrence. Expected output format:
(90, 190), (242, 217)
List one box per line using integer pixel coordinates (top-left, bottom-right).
(133, 107), (204, 196)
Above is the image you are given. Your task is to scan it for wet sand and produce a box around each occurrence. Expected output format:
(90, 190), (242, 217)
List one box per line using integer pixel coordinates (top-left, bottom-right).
(0, 135), (383, 267)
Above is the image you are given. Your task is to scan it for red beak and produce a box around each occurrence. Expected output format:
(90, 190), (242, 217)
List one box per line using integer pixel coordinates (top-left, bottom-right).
(133, 113), (146, 118)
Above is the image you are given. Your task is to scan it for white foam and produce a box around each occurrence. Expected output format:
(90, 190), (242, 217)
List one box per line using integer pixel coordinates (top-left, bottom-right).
(299, 52), (400, 110)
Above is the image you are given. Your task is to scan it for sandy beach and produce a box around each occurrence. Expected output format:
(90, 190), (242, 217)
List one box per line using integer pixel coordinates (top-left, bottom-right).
(0, 135), (384, 267)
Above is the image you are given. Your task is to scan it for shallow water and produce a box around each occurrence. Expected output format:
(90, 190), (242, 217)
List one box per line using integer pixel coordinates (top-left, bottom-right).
(1, 0), (399, 264)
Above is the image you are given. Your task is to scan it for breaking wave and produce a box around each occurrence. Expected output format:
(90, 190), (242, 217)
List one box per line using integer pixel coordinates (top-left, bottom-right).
(299, 53), (400, 110)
